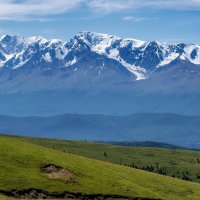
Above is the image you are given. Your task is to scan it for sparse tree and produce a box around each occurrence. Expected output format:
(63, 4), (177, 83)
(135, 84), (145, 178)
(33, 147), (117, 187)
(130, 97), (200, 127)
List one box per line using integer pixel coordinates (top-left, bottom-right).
(104, 152), (108, 158)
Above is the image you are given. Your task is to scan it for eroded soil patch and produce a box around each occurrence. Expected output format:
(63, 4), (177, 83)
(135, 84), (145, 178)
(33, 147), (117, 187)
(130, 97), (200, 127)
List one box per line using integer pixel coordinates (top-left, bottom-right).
(0, 189), (161, 200)
(41, 164), (75, 183)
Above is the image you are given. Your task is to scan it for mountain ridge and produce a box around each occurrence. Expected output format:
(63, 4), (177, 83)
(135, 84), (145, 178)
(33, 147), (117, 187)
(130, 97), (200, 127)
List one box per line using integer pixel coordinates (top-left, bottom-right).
(0, 31), (200, 85)
(0, 112), (200, 148)
(0, 32), (200, 116)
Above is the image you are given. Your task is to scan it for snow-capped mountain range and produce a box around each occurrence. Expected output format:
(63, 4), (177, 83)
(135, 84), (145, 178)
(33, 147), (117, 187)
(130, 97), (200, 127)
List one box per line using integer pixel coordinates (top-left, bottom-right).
(0, 32), (200, 116)
(0, 31), (200, 84)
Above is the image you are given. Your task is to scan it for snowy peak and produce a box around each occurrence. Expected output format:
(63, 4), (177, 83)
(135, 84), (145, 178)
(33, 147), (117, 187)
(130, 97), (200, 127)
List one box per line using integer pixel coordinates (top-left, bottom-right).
(183, 45), (200, 64)
(73, 31), (121, 54)
(0, 35), (22, 55)
(76, 31), (121, 44)
(120, 38), (146, 48)
(0, 31), (200, 81)
(25, 36), (48, 46)
(0, 34), (17, 44)
(75, 31), (146, 54)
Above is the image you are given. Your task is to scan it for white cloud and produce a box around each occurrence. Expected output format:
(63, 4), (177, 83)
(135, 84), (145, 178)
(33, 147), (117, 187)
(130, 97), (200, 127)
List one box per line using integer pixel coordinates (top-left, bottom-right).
(87, 0), (200, 13)
(123, 16), (148, 22)
(0, 0), (200, 21)
(87, 0), (134, 13)
(0, 0), (83, 20)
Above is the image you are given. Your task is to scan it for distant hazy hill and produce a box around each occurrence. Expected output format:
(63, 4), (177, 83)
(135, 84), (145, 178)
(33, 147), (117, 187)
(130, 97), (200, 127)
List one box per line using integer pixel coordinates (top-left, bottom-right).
(1, 113), (200, 148)
(98, 141), (183, 149)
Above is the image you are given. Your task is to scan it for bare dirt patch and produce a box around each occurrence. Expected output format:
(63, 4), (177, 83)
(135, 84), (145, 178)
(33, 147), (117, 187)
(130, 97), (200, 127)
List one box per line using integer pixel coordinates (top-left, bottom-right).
(41, 164), (75, 183)
(0, 189), (162, 200)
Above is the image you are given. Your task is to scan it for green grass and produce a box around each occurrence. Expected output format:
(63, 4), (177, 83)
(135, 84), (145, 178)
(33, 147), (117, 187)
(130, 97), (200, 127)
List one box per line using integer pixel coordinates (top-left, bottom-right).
(0, 195), (14, 200)
(0, 135), (200, 200)
(20, 136), (200, 183)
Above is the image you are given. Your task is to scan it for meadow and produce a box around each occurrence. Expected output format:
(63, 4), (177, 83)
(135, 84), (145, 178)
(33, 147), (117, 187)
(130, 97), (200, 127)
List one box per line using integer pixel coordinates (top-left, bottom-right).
(0, 135), (200, 200)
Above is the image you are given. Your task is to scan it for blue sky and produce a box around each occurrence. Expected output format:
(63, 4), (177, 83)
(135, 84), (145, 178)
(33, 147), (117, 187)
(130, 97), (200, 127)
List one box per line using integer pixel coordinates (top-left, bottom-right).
(0, 0), (200, 43)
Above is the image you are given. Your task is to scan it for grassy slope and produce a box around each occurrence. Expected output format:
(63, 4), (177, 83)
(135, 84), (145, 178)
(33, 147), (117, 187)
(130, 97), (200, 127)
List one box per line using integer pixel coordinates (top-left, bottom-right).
(21, 137), (200, 182)
(0, 135), (200, 200)
(0, 195), (14, 200)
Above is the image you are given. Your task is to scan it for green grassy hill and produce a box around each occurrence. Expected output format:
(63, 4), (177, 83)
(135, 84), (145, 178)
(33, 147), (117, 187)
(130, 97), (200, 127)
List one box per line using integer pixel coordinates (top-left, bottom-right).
(20, 136), (200, 183)
(0, 195), (13, 200)
(0, 135), (200, 200)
